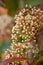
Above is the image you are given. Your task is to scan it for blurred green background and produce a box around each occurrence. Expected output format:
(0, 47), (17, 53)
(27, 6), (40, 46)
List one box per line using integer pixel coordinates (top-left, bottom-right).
(6, 0), (43, 16)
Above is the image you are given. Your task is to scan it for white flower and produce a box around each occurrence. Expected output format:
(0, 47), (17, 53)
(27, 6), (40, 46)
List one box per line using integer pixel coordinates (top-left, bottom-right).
(19, 12), (22, 16)
(18, 43), (21, 46)
(6, 54), (10, 59)
(17, 54), (20, 57)
(12, 26), (15, 33)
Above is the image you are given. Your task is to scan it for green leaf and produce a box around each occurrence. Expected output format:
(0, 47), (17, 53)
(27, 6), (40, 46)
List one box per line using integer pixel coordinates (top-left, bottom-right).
(24, 0), (43, 7)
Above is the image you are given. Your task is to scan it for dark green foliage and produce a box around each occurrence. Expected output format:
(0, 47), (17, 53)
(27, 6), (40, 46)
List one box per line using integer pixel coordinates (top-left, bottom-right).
(6, 0), (43, 16)
(6, 0), (19, 16)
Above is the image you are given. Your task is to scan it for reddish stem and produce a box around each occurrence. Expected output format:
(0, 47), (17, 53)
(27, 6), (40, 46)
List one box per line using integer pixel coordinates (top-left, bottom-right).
(1, 57), (29, 65)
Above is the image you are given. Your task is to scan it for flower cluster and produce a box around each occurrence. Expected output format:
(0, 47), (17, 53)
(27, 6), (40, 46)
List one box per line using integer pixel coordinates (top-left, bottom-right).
(13, 6), (43, 42)
(3, 6), (43, 65)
